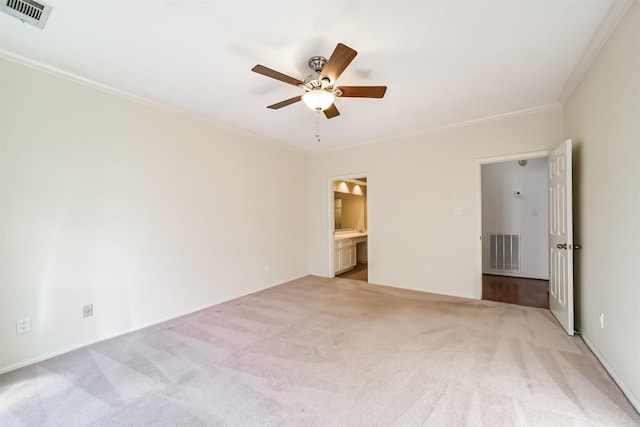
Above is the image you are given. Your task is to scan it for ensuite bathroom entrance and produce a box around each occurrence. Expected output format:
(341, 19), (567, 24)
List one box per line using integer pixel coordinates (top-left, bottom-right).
(331, 176), (368, 282)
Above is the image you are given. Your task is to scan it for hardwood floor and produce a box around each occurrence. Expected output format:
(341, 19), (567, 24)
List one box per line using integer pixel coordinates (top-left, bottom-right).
(336, 263), (368, 282)
(482, 274), (549, 309)
(336, 269), (547, 308)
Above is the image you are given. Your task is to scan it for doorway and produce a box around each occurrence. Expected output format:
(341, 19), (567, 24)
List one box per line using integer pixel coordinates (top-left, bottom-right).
(330, 175), (369, 282)
(475, 151), (550, 307)
(476, 141), (575, 335)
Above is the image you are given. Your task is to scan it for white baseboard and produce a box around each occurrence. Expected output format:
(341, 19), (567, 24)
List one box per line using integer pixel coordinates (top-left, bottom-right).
(581, 334), (640, 413)
(0, 278), (297, 375)
(482, 271), (549, 280)
(0, 302), (219, 375)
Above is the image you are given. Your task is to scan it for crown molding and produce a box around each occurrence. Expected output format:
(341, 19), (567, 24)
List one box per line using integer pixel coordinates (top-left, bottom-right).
(310, 103), (562, 155)
(558, 0), (634, 104)
(0, 50), (305, 155)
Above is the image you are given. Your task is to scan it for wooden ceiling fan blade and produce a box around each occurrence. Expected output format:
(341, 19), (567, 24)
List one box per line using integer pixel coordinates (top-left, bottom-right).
(323, 104), (340, 119)
(337, 86), (387, 98)
(320, 43), (357, 83)
(267, 96), (302, 109)
(252, 65), (304, 87)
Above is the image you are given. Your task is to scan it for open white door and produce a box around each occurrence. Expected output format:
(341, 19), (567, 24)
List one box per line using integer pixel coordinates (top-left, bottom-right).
(548, 139), (574, 335)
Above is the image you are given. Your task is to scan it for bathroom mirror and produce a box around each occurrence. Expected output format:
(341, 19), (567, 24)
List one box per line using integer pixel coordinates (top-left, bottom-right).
(333, 177), (367, 231)
(334, 198), (342, 229)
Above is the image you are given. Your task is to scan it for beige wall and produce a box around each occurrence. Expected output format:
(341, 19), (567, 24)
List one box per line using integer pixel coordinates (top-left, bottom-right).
(564, 1), (639, 408)
(1, 3), (638, 411)
(0, 58), (308, 372)
(308, 107), (563, 298)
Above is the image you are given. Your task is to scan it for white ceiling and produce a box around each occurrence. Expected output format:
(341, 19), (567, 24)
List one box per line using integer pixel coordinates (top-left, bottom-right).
(0, 0), (618, 152)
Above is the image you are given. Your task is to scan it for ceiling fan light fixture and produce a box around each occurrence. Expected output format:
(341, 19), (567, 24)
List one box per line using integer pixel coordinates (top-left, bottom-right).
(251, 43), (386, 119)
(302, 90), (335, 111)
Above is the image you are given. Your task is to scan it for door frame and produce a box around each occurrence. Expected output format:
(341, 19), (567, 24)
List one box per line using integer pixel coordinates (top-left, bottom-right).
(474, 150), (550, 299)
(328, 173), (370, 277)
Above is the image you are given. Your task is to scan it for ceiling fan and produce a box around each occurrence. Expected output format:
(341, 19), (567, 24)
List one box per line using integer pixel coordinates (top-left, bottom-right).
(251, 43), (387, 119)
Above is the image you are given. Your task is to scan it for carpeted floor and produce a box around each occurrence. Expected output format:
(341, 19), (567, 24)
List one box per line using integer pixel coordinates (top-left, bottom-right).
(1, 275), (639, 426)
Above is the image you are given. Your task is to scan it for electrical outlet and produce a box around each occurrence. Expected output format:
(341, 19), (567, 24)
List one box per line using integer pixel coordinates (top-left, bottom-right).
(83, 304), (93, 318)
(16, 318), (31, 334)
(264, 265), (270, 273)
(599, 313), (604, 329)
(423, 266), (430, 275)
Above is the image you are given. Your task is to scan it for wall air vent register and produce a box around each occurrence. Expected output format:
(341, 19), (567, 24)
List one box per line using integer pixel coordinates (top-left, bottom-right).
(1, 0), (52, 29)
(487, 232), (521, 273)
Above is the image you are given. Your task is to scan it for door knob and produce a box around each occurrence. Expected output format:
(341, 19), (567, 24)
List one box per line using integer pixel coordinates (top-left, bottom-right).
(556, 243), (567, 249)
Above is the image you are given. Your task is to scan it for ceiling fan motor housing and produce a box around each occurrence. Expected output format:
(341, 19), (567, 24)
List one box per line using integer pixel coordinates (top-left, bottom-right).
(304, 56), (332, 89)
(307, 56), (328, 73)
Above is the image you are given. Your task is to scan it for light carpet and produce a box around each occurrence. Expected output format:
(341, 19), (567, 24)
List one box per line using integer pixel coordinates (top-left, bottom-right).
(1, 275), (639, 426)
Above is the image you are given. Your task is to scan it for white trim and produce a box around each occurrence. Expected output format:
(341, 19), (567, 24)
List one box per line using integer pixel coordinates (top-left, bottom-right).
(0, 50), (199, 119)
(581, 334), (640, 413)
(310, 104), (562, 155)
(484, 271), (549, 281)
(0, 50), (304, 155)
(0, 49), (562, 157)
(559, 0), (634, 104)
(1, 312), (203, 374)
(474, 150), (550, 300)
(0, 277), (303, 375)
(370, 283), (476, 301)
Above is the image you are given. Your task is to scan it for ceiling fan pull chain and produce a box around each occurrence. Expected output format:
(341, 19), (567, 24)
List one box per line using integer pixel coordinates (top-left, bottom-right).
(315, 111), (321, 143)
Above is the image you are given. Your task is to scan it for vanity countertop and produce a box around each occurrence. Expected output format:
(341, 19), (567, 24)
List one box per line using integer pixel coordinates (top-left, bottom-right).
(334, 231), (368, 241)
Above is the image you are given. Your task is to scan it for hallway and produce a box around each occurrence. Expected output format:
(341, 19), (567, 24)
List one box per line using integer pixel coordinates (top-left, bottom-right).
(482, 274), (549, 309)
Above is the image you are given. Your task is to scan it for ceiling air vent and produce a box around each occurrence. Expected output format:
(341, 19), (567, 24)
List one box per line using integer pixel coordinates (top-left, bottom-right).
(0, 0), (52, 29)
